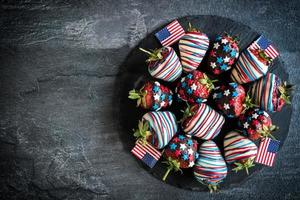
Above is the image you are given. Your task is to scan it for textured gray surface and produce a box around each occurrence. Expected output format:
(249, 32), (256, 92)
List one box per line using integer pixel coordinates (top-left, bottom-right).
(0, 0), (299, 200)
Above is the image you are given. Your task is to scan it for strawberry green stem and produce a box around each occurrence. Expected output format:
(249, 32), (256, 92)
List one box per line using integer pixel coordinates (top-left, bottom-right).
(162, 157), (182, 181)
(139, 48), (163, 62)
(278, 81), (293, 105)
(199, 73), (217, 92)
(187, 22), (201, 33)
(232, 158), (255, 175)
(133, 120), (151, 143)
(242, 94), (257, 113)
(162, 167), (172, 181)
(258, 124), (279, 140)
(208, 184), (218, 193)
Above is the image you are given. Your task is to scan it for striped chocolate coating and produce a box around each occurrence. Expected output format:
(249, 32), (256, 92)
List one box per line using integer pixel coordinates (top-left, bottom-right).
(143, 111), (178, 149)
(230, 49), (268, 84)
(249, 73), (280, 112)
(179, 32), (209, 72)
(224, 131), (257, 164)
(148, 47), (182, 82)
(183, 103), (225, 140)
(194, 141), (227, 185)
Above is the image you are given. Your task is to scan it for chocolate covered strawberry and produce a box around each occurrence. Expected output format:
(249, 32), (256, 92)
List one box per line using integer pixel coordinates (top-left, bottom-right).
(128, 81), (173, 111)
(212, 82), (255, 118)
(231, 35), (279, 84)
(162, 134), (198, 181)
(238, 108), (278, 141)
(176, 70), (216, 104)
(181, 103), (225, 140)
(224, 131), (258, 174)
(133, 111), (178, 149)
(140, 47), (182, 82)
(178, 23), (210, 72)
(249, 73), (292, 112)
(207, 33), (239, 75)
(193, 141), (227, 193)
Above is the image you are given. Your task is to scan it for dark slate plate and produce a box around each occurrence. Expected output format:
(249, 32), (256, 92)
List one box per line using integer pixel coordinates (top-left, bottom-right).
(117, 15), (292, 191)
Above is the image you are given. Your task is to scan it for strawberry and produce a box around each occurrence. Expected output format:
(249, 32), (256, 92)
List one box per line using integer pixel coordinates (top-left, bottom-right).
(128, 81), (173, 111)
(231, 35), (279, 84)
(193, 141), (227, 193)
(238, 108), (278, 141)
(176, 70), (216, 104)
(181, 103), (225, 140)
(249, 73), (292, 112)
(162, 134), (198, 181)
(133, 111), (178, 149)
(224, 131), (258, 174)
(178, 23), (210, 72)
(212, 82), (256, 118)
(207, 33), (239, 75)
(140, 47), (182, 82)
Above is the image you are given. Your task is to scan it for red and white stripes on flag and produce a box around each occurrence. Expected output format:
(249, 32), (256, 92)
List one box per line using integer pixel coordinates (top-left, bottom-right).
(155, 20), (185, 46)
(131, 140), (162, 168)
(248, 35), (279, 60)
(255, 138), (280, 167)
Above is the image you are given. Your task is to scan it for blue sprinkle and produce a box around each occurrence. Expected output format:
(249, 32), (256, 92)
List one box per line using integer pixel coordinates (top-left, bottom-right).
(178, 135), (185, 140)
(196, 98), (202, 103)
(153, 86), (159, 93)
(216, 57), (223, 64)
(182, 153), (189, 161)
(220, 64), (228, 70)
(230, 50), (236, 57)
(223, 45), (230, 52)
(187, 74), (193, 79)
(187, 88), (193, 94)
(160, 94), (166, 100)
(170, 143), (177, 150)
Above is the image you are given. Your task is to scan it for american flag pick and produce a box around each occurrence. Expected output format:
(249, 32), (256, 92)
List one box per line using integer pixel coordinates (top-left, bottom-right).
(255, 138), (280, 167)
(131, 140), (162, 168)
(248, 35), (279, 59)
(155, 20), (185, 46)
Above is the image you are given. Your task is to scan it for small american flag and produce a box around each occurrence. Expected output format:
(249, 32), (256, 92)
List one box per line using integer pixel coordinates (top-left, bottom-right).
(155, 20), (185, 46)
(255, 138), (280, 167)
(131, 140), (162, 168)
(249, 35), (279, 59)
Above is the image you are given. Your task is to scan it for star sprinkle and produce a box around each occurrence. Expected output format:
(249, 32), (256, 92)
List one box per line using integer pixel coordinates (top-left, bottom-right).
(252, 113), (259, 119)
(181, 82), (187, 88)
(223, 56), (230, 63)
(180, 143), (187, 150)
(187, 88), (193, 94)
(152, 85), (159, 93)
(210, 62), (217, 69)
(213, 43), (220, 49)
(188, 161), (195, 167)
(230, 50), (237, 57)
(224, 103), (230, 110)
(188, 148), (194, 155)
(182, 153), (189, 161)
(221, 38), (228, 44)
(232, 91), (238, 97)
(178, 135), (185, 140)
(152, 104), (159, 110)
(175, 149), (181, 157)
(187, 139), (193, 146)
(170, 143), (177, 150)
(160, 101), (165, 107)
(213, 93), (218, 99)
(220, 64), (228, 70)
(153, 93), (160, 101)
(216, 57), (223, 64)
(187, 74), (193, 79)
(224, 89), (230, 96)
(223, 45), (230, 52)
(191, 83), (197, 91)
(243, 122), (250, 129)
(160, 94), (166, 100)
(196, 98), (202, 103)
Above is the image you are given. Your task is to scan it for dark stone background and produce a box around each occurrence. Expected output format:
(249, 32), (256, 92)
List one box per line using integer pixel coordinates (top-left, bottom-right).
(0, 1), (299, 199)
